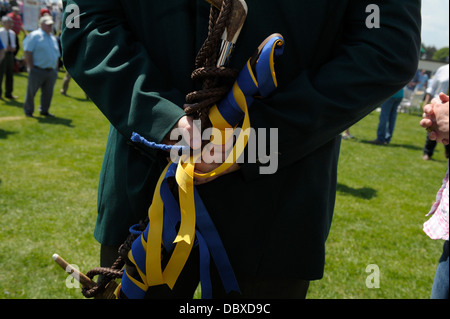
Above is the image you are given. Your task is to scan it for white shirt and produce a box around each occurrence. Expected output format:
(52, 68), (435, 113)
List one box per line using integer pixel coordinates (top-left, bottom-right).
(23, 28), (60, 70)
(426, 64), (449, 98)
(0, 27), (16, 50)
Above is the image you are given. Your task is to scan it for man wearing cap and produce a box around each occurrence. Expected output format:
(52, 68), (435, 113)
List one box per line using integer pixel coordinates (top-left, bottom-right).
(23, 15), (60, 117)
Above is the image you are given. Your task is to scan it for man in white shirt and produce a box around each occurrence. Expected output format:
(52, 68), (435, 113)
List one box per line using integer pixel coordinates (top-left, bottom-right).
(23, 15), (60, 117)
(0, 15), (17, 99)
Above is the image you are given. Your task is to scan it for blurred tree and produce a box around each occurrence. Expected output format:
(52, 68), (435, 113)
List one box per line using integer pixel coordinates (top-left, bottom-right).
(433, 47), (449, 62)
(422, 43), (436, 60)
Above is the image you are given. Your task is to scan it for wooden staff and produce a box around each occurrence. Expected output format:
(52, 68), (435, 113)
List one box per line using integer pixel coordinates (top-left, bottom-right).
(52, 253), (97, 289)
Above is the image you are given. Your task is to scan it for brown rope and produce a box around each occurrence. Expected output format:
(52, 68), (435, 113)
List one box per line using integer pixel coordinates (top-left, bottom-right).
(81, 264), (124, 298)
(184, 0), (239, 125)
(80, 218), (147, 298)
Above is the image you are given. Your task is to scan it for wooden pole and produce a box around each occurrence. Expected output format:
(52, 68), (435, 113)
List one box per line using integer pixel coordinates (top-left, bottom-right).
(52, 253), (97, 289)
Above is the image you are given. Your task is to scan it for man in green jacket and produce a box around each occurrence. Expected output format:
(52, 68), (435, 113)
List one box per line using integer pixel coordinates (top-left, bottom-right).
(61, 0), (421, 298)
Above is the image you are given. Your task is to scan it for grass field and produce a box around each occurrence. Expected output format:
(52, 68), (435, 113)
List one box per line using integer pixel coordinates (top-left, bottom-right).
(0, 69), (448, 299)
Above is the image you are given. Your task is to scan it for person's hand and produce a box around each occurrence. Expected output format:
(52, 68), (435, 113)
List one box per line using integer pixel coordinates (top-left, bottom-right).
(420, 92), (449, 145)
(164, 116), (240, 184)
(194, 138), (240, 185)
(163, 115), (202, 149)
(193, 162), (240, 185)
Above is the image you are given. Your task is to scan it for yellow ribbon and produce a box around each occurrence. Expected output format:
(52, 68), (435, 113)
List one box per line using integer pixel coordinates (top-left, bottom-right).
(116, 34), (285, 299)
(131, 35), (285, 294)
(142, 81), (252, 289)
(146, 163), (169, 286)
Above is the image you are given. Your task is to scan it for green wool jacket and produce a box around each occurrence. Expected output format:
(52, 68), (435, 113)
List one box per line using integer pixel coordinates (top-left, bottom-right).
(61, 0), (420, 280)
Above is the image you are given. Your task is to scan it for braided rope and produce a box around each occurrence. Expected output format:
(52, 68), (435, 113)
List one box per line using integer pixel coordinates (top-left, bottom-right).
(184, 0), (238, 125)
(81, 219), (147, 298)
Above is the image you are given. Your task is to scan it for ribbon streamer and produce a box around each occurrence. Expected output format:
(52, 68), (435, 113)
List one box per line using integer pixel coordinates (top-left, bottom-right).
(118, 34), (285, 299)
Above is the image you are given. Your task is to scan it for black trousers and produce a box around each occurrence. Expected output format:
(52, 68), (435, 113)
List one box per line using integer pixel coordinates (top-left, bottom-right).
(0, 52), (14, 96)
(423, 135), (450, 158)
(100, 244), (310, 299)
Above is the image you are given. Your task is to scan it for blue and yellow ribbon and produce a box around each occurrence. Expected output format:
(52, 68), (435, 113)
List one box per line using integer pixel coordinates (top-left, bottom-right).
(120, 34), (285, 299)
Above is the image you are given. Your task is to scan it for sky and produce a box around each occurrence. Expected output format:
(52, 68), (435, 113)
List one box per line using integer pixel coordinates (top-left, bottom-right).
(421, 0), (449, 48)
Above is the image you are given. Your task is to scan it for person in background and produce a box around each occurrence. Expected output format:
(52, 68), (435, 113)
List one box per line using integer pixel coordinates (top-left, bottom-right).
(415, 69), (429, 93)
(420, 92), (449, 299)
(7, 6), (26, 57)
(0, 15), (18, 99)
(0, 36), (5, 63)
(341, 128), (355, 140)
(60, 69), (89, 100)
(0, 2), (9, 18)
(369, 89), (404, 145)
(404, 69), (420, 101)
(23, 15), (60, 117)
(40, 7), (50, 17)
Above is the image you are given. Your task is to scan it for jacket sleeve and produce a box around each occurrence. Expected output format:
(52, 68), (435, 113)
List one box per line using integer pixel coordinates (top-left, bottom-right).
(240, 0), (421, 179)
(61, 0), (186, 145)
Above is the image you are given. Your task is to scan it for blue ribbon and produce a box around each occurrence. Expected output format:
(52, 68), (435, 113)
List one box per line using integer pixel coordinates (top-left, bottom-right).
(160, 163), (240, 298)
(216, 34), (285, 126)
(122, 162), (240, 299)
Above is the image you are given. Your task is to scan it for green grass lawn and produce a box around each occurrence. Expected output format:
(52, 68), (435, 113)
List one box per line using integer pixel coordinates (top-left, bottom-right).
(0, 70), (447, 299)
(0, 70), (108, 299)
